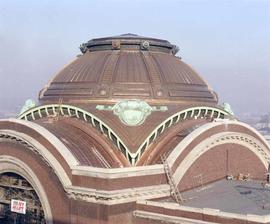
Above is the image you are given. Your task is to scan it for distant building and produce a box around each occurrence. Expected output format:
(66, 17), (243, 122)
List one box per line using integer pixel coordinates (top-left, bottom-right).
(0, 34), (270, 224)
(256, 114), (270, 143)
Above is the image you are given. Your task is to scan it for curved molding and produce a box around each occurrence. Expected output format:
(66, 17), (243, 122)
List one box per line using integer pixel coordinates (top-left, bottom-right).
(173, 131), (270, 186)
(0, 156), (53, 224)
(18, 104), (231, 165)
(18, 104), (132, 162)
(66, 184), (170, 205)
(0, 128), (72, 188)
(7, 118), (78, 166)
(167, 120), (270, 165)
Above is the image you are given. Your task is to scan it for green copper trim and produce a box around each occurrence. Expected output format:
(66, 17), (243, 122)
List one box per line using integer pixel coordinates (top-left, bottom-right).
(19, 99), (36, 115)
(222, 102), (234, 116)
(96, 100), (168, 126)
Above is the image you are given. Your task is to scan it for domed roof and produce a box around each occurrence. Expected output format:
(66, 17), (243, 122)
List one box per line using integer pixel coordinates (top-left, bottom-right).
(39, 34), (217, 104)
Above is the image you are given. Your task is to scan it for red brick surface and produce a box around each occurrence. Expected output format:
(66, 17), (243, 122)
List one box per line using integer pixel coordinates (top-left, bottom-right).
(179, 144), (266, 191)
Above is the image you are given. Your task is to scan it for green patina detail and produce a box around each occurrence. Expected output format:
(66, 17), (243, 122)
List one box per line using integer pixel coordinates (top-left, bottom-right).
(20, 99), (36, 115)
(222, 102), (234, 116)
(113, 100), (152, 126)
(95, 105), (113, 111)
(96, 100), (168, 126)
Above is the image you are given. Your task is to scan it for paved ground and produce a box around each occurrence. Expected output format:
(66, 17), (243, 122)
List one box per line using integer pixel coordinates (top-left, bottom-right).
(181, 179), (270, 215)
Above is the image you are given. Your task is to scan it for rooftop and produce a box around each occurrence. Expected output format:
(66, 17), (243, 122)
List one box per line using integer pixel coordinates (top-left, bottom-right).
(181, 179), (270, 215)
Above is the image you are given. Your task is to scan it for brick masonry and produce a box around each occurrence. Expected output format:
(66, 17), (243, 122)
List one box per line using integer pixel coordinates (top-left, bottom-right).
(179, 144), (266, 191)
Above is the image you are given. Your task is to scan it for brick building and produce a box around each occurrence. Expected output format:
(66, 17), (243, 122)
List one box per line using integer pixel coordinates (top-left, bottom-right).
(0, 34), (270, 224)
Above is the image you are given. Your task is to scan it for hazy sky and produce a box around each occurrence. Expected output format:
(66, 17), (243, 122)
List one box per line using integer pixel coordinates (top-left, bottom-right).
(0, 0), (269, 116)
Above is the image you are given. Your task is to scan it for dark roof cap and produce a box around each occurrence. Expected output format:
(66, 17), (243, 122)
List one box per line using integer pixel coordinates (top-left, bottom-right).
(80, 33), (179, 55)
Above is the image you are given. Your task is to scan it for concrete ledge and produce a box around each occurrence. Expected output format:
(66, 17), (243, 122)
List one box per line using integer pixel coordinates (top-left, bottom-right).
(66, 184), (170, 205)
(134, 210), (218, 224)
(136, 200), (270, 223)
(202, 208), (220, 216)
(72, 164), (164, 178)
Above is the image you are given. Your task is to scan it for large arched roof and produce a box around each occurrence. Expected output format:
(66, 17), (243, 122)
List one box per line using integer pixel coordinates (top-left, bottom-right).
(35, 117), (128, 168)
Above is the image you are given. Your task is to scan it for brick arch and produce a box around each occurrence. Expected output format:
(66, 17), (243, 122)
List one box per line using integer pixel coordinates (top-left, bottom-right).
(179, 143), (267, 191)
(161, 120), (270, 193)
(0, 139), (71, 223)
(173, 132), (270, 188)
(0, 119), (74, 188)
(0, 156), (53, 224)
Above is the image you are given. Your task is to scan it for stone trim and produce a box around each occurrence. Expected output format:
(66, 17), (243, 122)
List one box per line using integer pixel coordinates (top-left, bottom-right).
(0, 129), (72, 187)
(66, 184), (170, 205)
(72, 164), (164, 178)
(4, 119), (78, 165)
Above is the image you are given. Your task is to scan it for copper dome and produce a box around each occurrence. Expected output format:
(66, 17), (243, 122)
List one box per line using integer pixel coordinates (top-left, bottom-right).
(39, 34), (218, 105)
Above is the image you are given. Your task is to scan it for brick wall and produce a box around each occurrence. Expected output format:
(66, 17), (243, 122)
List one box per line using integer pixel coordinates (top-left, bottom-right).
(179, 144), (266, 191)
